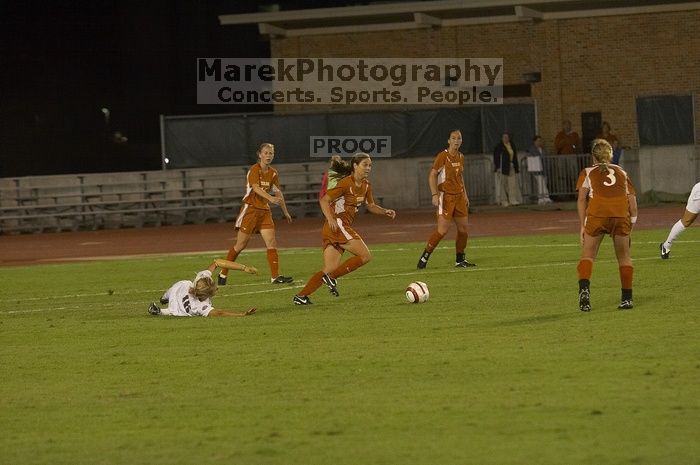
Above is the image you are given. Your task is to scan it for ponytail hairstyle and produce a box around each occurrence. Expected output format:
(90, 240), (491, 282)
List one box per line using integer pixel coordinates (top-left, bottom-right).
(190, 275), (217, 301)
(591, 138), (613, 174)
(329, 152), (371, 181)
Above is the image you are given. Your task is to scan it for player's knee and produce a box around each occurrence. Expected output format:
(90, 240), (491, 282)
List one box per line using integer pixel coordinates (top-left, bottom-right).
(681, 217), (695, 227)
(361, 252), (372, 264)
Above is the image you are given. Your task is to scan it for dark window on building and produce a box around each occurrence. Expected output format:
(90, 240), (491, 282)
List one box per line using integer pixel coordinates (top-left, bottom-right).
(636, 95), (695, 145)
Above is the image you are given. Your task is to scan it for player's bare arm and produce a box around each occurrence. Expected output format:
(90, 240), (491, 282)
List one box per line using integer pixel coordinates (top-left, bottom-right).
(577, 187), (589, 245)
(208, 259), (259, 275)
(251, 183), (281, 205)
(367, 203), (396, 219)
(428, 169), (439, 207)
(208, 308), (257, 317)
(272, 185), (293, 222)
(319, 194), (338, 232)
(627, 193), (638, 227)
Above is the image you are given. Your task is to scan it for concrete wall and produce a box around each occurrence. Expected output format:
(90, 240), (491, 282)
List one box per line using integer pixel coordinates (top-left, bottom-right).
(3, 148), (698, 212)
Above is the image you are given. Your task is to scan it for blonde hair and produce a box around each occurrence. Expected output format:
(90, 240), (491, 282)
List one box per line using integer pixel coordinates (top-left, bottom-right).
(591, 138), (613, 173)
(330, 152), (370, 180)
(257, 143), (274, 155)
(190, 275), (217, 301)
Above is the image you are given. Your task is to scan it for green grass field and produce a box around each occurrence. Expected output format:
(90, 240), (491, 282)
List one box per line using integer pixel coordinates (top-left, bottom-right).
(1, 228), (698, 465)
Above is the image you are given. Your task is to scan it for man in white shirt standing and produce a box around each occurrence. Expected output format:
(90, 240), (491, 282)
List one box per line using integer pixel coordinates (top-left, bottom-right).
(527, 135), (553, 205)
(149, 259), (258, 317)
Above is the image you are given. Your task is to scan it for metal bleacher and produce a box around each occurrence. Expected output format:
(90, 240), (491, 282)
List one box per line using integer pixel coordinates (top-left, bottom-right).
(0, 162), (328, 234)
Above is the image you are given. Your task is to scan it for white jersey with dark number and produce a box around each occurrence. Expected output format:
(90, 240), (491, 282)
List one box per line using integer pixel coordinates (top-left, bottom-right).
(160, 270), (213, 317)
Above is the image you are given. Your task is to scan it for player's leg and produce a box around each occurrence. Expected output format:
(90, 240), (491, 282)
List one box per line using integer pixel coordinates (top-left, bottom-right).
(330, 238), (371, 280)
(261, 226), (293, 284)
(577, 232), (604, 311)
(417, 198), (451, 269)
(295, 245), (343, 304)
(219, 231), (251, 284)
(613, 233), (634, 309)
(453, 195), (475, 268)
(661, 209), (698, 259)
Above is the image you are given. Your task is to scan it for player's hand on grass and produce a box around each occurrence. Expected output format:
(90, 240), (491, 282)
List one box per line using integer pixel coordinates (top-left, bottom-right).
(243, 265), (258, 275)
(245, 308), (256, 316)
(384, 209), (396, 219)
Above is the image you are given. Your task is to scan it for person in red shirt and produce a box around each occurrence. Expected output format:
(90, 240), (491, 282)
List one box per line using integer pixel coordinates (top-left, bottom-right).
(575, 139), (638, 311)
(293, 153), (396, 305)
(416, 129), (476, 269)
(554, 120), (580, 154)
(219, 143), (294, 286)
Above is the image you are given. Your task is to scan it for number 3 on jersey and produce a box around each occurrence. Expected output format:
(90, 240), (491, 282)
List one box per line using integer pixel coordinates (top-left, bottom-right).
(603, 170), (617, 186)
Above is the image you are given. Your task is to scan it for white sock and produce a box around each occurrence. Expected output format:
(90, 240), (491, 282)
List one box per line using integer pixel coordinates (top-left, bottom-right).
(664, 220), (686, 249)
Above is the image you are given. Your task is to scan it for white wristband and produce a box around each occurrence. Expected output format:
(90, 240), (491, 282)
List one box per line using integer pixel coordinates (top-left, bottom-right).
(630, 216), (637, 224)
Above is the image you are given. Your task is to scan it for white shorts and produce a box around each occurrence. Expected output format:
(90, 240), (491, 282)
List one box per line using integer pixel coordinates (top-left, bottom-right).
(686, 182), (700, 214)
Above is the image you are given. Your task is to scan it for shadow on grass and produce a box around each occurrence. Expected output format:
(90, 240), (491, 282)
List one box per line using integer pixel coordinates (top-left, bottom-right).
(496, 312), (580, 327)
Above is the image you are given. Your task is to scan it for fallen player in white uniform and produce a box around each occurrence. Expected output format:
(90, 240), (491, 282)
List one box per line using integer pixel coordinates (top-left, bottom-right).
(148, 258), (258, 317)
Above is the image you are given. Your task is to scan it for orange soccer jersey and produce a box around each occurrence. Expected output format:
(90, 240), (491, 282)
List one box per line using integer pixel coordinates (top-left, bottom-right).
(433, 150), (465, 194)
(326, 176), (374, 226)
(576, 164), (636, 217)
(242, 163), (279, 210)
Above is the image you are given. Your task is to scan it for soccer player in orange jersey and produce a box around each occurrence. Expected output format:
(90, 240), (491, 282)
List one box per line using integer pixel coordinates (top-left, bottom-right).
(576, 139), (638, 311)
(293, 153), (396, 305)
(417, 129), (476, 269)
(219, 143), (294, 286)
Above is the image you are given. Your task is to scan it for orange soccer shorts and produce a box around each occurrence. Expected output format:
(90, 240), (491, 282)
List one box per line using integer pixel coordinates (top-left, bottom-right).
(322, 218), (362, 252)
(438, 191), (468, 220)
(235, 204), (274, 234)
(584, 216), (631, 237)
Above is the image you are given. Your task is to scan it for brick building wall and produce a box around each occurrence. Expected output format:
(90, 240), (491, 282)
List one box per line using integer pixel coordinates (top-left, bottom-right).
(271, 9), (700, 153)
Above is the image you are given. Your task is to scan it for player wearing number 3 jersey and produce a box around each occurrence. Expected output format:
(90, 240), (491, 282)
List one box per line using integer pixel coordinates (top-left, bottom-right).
(575, 139), (638, 312)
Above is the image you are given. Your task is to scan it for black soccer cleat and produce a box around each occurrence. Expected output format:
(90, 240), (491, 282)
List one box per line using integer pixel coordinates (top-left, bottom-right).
(417, 257), (428, 269)
(217, 274), (227, 286)
(322, 274), (339, 297)
(293, 295), (312, 305)
(148, 302), (161, 316)
(579, 288), (591, 312)
(618, 300), (634, 310)
(659, 243), (670, 260)
(159, 295), (169, 305)
(455, 260), (477, 268)
(272, 275), (294, 284)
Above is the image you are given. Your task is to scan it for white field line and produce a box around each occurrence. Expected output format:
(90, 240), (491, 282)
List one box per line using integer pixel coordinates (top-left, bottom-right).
(27, 239), (700, 264)
(1, 250), (683, 315)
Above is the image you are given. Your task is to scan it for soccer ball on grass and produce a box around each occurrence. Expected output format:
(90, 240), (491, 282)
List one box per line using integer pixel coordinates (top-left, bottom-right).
(405, 281), (429, 303)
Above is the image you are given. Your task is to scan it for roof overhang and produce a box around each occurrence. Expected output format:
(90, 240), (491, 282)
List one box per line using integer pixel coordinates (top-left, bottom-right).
(219, 0), (700, 37)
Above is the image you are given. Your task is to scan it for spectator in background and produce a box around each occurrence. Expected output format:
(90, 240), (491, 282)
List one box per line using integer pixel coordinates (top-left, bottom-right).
(526, 135), (553, 205)
(493, 132), (522, 207)
(319, 154), (342, 199)
(553, 120), (581, 199)
(598, 121), (623, 164)
(554, 120), (580, 154)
